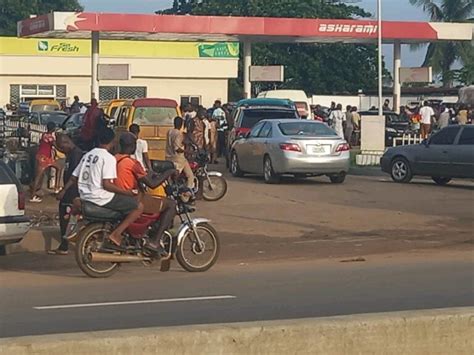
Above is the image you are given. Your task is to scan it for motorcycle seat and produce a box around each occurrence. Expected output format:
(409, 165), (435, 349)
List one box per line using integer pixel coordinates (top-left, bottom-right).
(82, 201), (123, 222)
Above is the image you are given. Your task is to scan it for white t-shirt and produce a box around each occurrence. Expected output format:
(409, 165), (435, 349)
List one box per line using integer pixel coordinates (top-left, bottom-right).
(73, 148), (116, 206)
(420, 106), (435, 124)
(132, 138), (148, 170)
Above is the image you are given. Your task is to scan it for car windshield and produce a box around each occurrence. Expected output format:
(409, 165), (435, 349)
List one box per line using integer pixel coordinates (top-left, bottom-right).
(65, 113), (84, 127)
(279, 122), (337, 137)
(40, 112), (68, 125)
(132, 106), (177, 126)
(241, 110), (297, 128)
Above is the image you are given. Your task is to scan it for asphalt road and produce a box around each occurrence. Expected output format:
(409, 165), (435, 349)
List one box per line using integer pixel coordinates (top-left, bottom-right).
(0, 251), (473, 338)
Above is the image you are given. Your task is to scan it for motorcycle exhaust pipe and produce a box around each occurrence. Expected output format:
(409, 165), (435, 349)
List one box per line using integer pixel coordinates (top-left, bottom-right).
(90, 252), (149, 263)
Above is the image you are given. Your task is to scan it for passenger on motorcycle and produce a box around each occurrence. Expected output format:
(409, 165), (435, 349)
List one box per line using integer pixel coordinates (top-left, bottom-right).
(116, 132), (177, 253)
(72, 128), (144, 250)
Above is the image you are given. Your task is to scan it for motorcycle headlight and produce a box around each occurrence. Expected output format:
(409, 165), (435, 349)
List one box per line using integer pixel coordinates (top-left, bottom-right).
(386, 127), (397, 133)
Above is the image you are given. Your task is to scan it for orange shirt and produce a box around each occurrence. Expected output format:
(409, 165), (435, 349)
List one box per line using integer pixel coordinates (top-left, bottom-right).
(115, 154), (147, 190)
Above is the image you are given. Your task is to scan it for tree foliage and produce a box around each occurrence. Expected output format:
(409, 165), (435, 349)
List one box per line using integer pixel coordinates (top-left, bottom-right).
(0, 0), (83, 36)
(409, 0), (473, 87)
(159, 0), (387, 98)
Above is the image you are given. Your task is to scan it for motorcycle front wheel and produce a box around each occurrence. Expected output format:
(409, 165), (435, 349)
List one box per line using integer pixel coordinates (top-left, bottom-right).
(75, 223), (120, 278)
(202, 175), (227, 202)
(176, 223), (220, 272)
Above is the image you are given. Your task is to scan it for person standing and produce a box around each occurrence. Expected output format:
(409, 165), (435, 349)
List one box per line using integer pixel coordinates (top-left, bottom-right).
(30, 122), (59, 203)
(344, 105), (354, 145)
(329, 104), (345, 139)
(383, 99), (391, 111)
(351, 107), (361, 146)
(166, 117), (195, 190)
(437, 105), (450, 130)
(80, 99), (103, 151)
(70, 96), (81, 114)
(456, 105), (468, 125)
(129, 124), (151, 172)
(212, 100), (228, 158)
(419, 101), (435, 139)
(208, 116), (218, 164)
(48, 134), (84, 255)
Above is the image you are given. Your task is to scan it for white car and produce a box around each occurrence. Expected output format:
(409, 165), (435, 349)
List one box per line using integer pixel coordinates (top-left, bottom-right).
(0, 161), (30, 254)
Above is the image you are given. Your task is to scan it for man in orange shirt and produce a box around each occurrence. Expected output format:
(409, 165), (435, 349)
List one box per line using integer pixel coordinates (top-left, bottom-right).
(116, 132), (177, 253)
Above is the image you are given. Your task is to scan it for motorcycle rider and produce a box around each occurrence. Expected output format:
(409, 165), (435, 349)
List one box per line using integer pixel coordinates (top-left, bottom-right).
(72, 128), (144, 250)
(115, 132), (177, 253)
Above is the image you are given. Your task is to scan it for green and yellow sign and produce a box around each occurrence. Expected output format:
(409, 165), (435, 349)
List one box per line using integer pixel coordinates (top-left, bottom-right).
(0, 37), (239, 59)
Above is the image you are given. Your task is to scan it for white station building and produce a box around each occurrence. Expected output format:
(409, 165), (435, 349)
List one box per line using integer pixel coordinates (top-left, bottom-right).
(0, 36), (239, 107)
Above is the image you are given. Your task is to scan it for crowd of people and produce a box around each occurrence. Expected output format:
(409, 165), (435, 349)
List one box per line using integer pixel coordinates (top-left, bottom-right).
(28, 96), (233, 256)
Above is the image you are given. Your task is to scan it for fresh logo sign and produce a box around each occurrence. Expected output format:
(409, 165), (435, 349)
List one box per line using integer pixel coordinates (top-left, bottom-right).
(37, 41), (80, 52)
(319, 24), (378, 35)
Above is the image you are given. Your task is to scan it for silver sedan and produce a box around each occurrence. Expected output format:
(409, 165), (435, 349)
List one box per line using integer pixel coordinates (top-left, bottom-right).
(230, 119), (350, 184)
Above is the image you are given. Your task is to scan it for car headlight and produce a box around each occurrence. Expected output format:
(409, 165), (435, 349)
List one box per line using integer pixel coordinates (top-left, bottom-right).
(386, 127), (397, 133)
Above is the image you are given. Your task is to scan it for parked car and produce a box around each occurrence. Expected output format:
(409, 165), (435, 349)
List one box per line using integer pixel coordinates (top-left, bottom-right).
(227, 103), (300, 167)
(27, 111), (68, 127)
(359, 110), (412, 146)
(230, 119), (350, 184)
(0, 161), (30, 254)
(381, 125), (474, 185)
(258, 90), (312, 118)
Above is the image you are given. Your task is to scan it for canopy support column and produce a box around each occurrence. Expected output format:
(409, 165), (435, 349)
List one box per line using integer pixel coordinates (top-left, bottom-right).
(393, 40), (401, 113)
(91, 31), (100, 100)
(243, 41), (252, 99)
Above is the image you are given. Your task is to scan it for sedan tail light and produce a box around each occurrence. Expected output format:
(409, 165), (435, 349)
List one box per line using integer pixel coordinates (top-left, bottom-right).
(336, 143), (350, 152)
(279, 143), (301, 152)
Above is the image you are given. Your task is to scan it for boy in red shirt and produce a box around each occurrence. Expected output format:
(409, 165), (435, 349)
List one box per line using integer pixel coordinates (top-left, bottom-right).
(30, 122), (59, 203)
(115, 133), (177, 254)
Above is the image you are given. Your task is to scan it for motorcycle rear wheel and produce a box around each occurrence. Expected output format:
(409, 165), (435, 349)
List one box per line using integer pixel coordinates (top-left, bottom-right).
(75, 223), (120, 278)
(202, 175), (227, 202)
(176, 223), (220, 272)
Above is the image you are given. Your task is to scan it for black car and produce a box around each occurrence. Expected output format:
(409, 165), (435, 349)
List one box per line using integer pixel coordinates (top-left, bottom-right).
(381, 125), (474, 185)
(359, 110), (411, 147)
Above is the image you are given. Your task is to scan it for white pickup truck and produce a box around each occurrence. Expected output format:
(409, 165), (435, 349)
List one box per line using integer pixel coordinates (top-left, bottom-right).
(0, 161), (30, 254)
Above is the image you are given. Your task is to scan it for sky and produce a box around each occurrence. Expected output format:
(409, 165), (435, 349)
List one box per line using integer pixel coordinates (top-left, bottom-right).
(80, 0), (431, 71)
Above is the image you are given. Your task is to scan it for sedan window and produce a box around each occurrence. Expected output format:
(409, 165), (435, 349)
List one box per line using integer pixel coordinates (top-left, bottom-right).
(458, 128), (474, 145)
(430, 127), (460, 145)
(258, 122), (273, 138)
(279, 122), (337, 137)
(249, 122), (265, 138)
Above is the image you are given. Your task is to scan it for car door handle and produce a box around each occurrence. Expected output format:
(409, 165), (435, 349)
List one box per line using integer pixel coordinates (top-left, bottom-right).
(442, 150), (448, 154)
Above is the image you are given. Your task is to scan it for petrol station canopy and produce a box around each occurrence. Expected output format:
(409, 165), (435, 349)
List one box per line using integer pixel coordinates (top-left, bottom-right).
(18, 12), (473, 44)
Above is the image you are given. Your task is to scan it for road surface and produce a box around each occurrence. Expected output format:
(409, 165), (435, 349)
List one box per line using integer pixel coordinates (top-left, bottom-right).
(0, 250), (473, 338)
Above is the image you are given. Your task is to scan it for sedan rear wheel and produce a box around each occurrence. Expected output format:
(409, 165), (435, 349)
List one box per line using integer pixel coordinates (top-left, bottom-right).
(329, 172), (346, 184)
(432, 176), (451, 186)
(230, 152), (244, 177)
(263, 156), (280, 184)
(391, 157), (412, 183)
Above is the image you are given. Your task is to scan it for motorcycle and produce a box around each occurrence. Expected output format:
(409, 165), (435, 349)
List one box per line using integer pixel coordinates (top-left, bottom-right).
(187, 148), (227, 202)
(74, 170), (220, 278)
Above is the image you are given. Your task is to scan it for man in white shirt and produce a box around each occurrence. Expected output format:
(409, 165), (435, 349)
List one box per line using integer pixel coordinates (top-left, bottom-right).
(419, 101), (435, 139)
(129, 124), (151, 171)
(212, 100), (228, 158)
(72, 128), (143, 250)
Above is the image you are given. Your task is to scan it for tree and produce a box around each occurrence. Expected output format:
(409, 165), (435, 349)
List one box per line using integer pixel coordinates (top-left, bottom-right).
(0, 0), (83, 36)
(158, 0), (389, 98)
(409, 0), (473, 87)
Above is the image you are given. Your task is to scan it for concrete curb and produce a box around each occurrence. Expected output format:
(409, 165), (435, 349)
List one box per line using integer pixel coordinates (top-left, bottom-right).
(1, 307), (473, 354)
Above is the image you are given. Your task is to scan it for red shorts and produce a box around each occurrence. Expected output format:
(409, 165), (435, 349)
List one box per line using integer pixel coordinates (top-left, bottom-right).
(36, 155), (55, 170)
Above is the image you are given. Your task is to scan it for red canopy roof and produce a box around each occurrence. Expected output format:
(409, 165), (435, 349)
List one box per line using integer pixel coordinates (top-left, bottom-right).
(18, 12), (473, 44)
